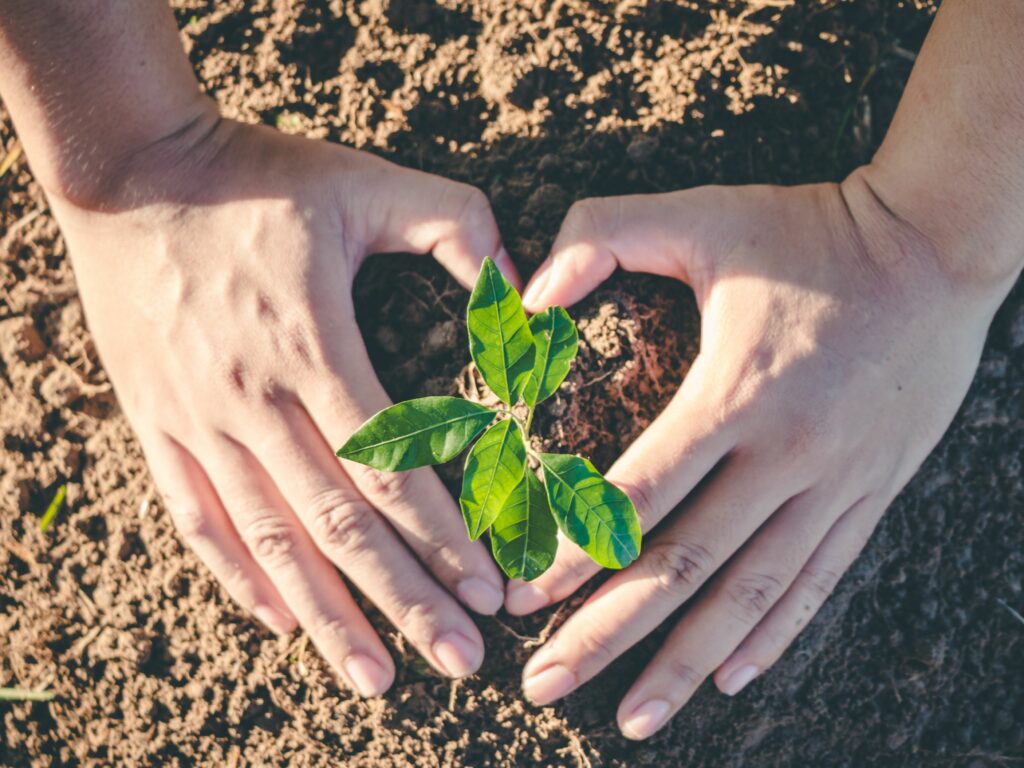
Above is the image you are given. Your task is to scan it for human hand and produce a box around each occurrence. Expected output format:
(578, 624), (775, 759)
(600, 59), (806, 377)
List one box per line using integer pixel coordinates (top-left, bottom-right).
(505, 173), (1012, 738)
(48, 112), (520, 696)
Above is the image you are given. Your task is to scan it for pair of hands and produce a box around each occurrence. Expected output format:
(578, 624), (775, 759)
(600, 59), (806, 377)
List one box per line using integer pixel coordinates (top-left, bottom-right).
(51, 115), (993, 739)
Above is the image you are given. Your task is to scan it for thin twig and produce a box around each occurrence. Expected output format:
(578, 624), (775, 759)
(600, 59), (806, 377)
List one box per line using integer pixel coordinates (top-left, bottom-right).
(0, 538), (38, 569)
(0, 208), (44, 255)
(0, 140), (22, 179)
(525, 601), (571, 649)
(0, 687), (55, 702)
(490, 618), (538, 643)
(580, 368), (615, 388)
(70, 625), (103, 659)
(997, 598), (1024, 627)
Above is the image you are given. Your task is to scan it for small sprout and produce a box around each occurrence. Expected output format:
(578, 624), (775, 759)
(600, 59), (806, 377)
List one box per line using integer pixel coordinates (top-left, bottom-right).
(337, 257), (642, 581)
(39, 484), (67, 534)
(0, 687), (55, 702)
(275, 113), (303, 132)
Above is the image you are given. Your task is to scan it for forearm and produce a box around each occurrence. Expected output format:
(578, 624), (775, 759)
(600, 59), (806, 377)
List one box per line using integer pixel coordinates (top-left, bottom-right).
(0, 0), (214, 207)
(851, 0), (1024, 289)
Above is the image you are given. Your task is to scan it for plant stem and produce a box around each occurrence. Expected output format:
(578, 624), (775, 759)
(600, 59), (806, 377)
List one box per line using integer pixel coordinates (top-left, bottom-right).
(511, 406), (537, 461)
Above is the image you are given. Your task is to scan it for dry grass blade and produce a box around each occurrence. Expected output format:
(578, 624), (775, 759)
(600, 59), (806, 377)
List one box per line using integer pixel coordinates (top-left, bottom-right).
(997, 598), (1024, 627)
(0, 140), (22, 179)
(0, 687), (55, 702)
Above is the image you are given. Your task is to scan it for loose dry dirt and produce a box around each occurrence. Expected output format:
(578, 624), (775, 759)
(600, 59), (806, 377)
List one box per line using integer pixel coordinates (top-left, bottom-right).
(2, 1), (1022, 766)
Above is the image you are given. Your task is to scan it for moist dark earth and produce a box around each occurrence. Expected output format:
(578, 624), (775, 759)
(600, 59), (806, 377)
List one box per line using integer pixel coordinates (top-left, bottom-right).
(2, 0), (1023, 765)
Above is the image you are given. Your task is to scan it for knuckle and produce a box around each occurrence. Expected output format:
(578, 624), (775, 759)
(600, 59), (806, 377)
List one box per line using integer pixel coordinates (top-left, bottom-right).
(726, 572), (784, 623)
(645, 538), (716, 598)
(258, 380), (293, 410)
(798, 564), (841, 601)
(169, 503), (212, 543)
(308, 488), (379, 555)
(615, 473), (660, 525)
(451, 183), (492, 229)
(565, 198), (603, 235)
(759, 631), (794, 661)
(665, 657), (705, 690)
(539, 548), (593, 590)
(576, 629), (618, 665)
(387, 592), (436, 635)
(417, 539), (452, 576)
(308, 613), (349, 643)
(224, 361), (248, 397)
(461, 183), (489, 212)
(565, 549), (598, 583)
(353, 463), (414, 508)
(241, 510), (301, 565)
(221, 564), (260, 606)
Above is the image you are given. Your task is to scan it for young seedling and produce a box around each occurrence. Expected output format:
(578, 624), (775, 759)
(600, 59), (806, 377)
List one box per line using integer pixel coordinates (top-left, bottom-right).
(38, 484), (67, 534)
(337, 257), (642, 581)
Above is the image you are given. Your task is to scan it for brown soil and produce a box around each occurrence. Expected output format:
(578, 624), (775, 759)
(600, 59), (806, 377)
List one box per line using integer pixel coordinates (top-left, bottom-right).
(3, 0), (1023, 765)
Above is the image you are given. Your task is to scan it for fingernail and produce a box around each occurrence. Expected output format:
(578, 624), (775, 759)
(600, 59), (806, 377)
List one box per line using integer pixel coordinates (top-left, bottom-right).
(457, 576), (504, 615)
(620, 699), (671, 740)
(253, 604), (295, 636)
(522, 664), (576, 705)
(505, 581), (550, 615)
(521, 262), (552, 309)
(493, 246), (523, 290)
(721, 664), (759, 696)
(343, 654), (391, 697)
(433, 632), (484, 678)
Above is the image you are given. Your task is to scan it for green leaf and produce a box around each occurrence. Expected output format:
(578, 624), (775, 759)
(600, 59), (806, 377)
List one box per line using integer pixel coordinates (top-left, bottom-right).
(467, 257), (535, 405)
(39, 484), (67, 533)
(459, 419), (527, 540)
(538, 453), (641, 569)
(490, 471), (558, 581)
(523, 306), (578, 406)
(337, 397), (495, 471)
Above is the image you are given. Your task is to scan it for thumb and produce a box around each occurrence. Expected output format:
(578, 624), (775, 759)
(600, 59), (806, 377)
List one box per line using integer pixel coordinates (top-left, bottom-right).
(350, 159), (521, 291)
(521, 188), (731, 312)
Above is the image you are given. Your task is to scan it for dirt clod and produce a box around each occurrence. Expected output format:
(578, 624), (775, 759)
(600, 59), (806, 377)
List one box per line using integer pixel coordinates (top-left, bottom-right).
(0, 315), (45, 365)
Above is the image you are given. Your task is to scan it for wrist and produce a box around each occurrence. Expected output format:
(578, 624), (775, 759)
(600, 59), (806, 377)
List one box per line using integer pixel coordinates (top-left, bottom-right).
(40, 94), (232, 213)
(0, 0), (226, 212)
(840, 164), (1023, 302)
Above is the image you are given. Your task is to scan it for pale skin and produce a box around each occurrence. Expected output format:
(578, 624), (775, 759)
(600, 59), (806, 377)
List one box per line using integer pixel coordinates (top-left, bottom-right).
(2, 0), (1022, 742)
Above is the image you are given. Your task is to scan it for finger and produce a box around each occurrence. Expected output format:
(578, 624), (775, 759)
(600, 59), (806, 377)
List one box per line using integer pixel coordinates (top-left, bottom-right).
(140, 430), (297, 636)
(505, 356), (736, 615)
(613, 486), (864, 741)
(521, 189), (732, 311)
(519, 452), (800, 706)
(202, 435), (396, 697)
(350, 159), (520, 290)
(248, 400), (489, 679)
(712, 493), (889, 697)
(300, 335), (505, 617)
